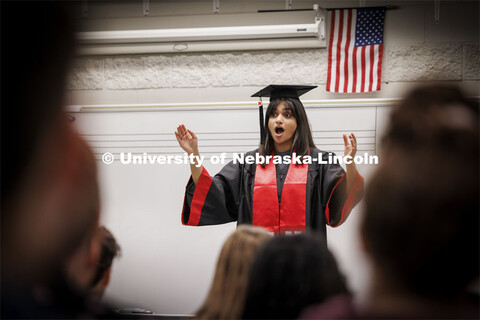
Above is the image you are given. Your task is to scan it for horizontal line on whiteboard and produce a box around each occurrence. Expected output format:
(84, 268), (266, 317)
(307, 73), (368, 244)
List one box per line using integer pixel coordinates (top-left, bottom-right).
(93, 144), (258, 148)
(87, 137), (375, 144)
(86, 137), (375, 143)
(80, 129), (375, 136)
(81, 131), (257, 136)
(92, 148), (375, 155)
(84, 133), (375, 143)
(67, 99), (399, 113)
(92, 143), (375, 148)
(86, 136), (374, 143)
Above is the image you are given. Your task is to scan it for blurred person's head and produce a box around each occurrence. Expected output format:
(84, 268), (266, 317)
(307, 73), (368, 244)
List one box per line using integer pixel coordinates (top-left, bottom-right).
(361, 84), (479, 308)
(195, 225), (272, 320)
(64, 217), (105, 297)
(89, 226), (121, 298)
(0, 1), (102, 290)
(2, 1), (76, 207)
(3, 128), (101, 287)
(242, 233), (348, 319)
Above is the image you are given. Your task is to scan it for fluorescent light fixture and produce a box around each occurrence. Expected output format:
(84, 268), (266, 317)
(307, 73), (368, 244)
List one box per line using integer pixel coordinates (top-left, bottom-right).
(77, 17), (326, 55)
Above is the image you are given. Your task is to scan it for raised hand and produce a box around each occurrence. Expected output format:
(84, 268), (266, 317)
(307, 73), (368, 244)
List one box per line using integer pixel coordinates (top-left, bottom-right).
(343, 133), (357, 159)
(175, 124), (198, 155)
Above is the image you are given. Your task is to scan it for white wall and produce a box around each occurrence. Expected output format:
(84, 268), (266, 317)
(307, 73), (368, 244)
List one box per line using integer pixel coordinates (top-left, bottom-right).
(73, 101), (380, 314)
(66, 0), (479, 315)
(66, 0), (479, 106)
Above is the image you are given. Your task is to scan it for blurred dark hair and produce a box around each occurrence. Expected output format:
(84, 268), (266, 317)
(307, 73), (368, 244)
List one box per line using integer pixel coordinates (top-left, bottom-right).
(242, 233), (348, 319)
(91, 227), (121, 287)
(1, 1), (77, 213)
(259, 98), (316, 160)
(0, 1), (101, 290)
(362, 84), (479, 299)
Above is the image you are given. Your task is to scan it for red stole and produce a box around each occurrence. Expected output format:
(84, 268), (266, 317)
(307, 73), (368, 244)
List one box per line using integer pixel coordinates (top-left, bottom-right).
(252, 158), (308, 235)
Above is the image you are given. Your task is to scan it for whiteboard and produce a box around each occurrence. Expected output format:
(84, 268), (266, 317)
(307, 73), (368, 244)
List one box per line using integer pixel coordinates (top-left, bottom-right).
(72, 102), (383, 314)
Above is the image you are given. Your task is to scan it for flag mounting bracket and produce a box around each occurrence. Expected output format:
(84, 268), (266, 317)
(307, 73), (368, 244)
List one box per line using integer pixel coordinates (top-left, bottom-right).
(434, 0), (440, 24)
(82, 0), (88, 18)
(143, 0), (149, 16)
(313, 4), (325, 40)
(286, 0), (292, 10)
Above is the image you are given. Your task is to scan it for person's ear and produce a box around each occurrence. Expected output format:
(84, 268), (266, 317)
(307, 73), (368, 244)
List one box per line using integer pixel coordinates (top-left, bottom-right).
(359, 221), (371, 255)
(88, 226), (102, 268)
(102, 267), (112, 287)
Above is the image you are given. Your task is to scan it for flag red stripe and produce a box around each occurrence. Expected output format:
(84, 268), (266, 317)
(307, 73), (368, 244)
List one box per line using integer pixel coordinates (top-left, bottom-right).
(343, 9), (352, 93)
(352, 47), (357, 92)
(326, 10), (336, 91)
(360, 46), (366, 92)
(369, 45), (374, 92)
(377, 44), (383, 91)
(334, 10), (344, 93)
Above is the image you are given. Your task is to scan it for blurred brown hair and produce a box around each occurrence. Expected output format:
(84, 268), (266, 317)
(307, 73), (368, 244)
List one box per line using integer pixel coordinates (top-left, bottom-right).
(195, 225), (272, 320)
(91, 226), (121, 287)
(361, 84), (479, 298)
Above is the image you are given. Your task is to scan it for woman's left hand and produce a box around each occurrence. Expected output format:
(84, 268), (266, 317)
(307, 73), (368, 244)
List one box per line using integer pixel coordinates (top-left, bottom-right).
(343, 133), (357, 159)
(343, 133), (358, 192)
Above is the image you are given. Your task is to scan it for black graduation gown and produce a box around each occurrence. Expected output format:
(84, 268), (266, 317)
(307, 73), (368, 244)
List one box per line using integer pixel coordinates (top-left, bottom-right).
(181, 148), (364, 237)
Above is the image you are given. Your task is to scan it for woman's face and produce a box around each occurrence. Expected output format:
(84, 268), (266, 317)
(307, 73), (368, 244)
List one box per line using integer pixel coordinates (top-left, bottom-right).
(268, 102), (297, 152)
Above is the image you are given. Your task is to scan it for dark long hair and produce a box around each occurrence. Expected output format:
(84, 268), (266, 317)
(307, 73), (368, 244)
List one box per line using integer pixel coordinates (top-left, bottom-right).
(241, 234), (348, 319)
(259, 98), (316, 158)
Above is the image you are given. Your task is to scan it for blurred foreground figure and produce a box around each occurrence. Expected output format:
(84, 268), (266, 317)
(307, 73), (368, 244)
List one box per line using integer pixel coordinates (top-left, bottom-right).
(2, 0), (77, 284)
(242, 233), (348, 319)
(1, 2), (107, 318)
(89, 226), (122, 299)
(302, 84), (479, 319)
(195, 225), (272, 320)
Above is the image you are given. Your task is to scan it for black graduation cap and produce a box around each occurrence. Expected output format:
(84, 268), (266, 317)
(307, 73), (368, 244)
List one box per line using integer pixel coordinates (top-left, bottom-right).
(251, 84), (317, 100)
(251, 85), (317, 143)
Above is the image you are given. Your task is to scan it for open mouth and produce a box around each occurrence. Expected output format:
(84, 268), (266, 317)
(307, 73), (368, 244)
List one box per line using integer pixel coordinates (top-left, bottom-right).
(275, 127), (284, 136)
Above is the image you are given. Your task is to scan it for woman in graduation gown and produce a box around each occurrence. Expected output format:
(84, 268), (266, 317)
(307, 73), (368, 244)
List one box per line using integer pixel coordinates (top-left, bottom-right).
(175, 85), (364, 236)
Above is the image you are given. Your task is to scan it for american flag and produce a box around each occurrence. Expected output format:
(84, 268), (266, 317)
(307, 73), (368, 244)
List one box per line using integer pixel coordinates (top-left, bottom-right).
(327, 7), (386, 93)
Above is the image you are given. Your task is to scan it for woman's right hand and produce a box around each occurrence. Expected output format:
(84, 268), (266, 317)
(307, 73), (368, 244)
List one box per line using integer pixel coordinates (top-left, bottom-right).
(175, 124), (198, 155)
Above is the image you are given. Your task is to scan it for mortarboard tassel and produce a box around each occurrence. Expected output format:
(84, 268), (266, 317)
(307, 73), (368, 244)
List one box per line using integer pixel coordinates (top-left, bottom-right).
(258, 97), (265, 144)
